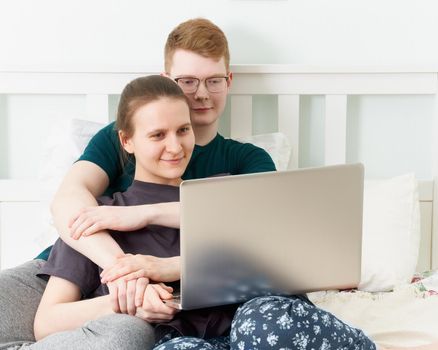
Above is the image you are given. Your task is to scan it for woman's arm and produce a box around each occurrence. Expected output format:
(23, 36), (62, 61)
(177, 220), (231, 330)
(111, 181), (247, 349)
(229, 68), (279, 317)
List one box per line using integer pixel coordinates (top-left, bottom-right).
(34, 276), (113, 340)
(34, 277), (178, 340)
(51, 161), (125, 269)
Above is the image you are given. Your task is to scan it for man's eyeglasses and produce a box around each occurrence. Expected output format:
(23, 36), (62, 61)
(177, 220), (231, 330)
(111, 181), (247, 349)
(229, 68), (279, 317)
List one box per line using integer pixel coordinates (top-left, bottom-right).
(174, 76), (229, 94)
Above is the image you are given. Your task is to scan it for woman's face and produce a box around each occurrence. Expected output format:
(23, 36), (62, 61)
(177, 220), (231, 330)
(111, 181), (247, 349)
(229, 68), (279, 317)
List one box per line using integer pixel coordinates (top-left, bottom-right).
(120, 97), (195, 186)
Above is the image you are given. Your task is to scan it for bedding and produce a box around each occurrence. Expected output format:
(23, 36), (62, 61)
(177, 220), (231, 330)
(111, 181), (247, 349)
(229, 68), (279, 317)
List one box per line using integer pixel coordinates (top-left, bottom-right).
(359, 174), (421, 292)
(309, 269), (438, 347)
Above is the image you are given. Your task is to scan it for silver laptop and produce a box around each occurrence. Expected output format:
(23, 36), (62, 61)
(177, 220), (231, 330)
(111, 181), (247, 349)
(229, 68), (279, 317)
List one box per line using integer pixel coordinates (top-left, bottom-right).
(168, 163), (364, 310)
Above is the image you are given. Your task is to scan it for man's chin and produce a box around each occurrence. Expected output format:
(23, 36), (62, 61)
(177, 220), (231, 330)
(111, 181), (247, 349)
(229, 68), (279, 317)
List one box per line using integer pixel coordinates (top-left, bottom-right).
(191, 115), (219, 127)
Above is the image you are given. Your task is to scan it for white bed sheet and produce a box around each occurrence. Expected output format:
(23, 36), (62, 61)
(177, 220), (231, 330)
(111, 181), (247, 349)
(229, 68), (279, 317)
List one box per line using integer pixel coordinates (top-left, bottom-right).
(309, 270), (438, 347)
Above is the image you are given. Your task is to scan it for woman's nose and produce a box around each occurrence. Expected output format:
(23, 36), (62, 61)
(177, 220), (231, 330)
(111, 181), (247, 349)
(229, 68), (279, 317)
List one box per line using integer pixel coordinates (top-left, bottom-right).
(166, 135), (183, 153)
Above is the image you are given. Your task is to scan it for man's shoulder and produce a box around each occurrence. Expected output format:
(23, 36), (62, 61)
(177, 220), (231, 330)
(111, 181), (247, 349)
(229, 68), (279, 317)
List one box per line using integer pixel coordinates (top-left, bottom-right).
(94, 121), (118, 139)
(217, 134), (267, 154)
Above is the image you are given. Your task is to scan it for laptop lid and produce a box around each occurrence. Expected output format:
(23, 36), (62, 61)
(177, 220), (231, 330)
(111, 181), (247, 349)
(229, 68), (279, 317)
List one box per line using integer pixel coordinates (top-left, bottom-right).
(178, 163), (364, 310)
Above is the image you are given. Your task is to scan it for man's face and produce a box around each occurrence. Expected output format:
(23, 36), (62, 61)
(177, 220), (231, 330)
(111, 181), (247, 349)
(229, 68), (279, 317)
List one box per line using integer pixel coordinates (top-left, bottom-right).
(167, 49), (232, 130)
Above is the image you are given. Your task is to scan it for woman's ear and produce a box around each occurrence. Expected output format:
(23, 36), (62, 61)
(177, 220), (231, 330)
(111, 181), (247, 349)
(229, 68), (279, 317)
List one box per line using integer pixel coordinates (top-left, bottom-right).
(118, 130), (134, 154)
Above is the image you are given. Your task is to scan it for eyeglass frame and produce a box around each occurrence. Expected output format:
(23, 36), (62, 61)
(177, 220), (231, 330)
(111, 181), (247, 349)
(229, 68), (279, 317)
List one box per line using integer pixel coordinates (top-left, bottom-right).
(173, 76), (230, 94)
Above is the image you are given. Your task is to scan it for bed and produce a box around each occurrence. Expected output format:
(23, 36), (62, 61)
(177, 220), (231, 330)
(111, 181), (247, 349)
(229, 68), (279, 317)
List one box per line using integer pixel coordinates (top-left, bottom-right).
(0, 65), (437, 346)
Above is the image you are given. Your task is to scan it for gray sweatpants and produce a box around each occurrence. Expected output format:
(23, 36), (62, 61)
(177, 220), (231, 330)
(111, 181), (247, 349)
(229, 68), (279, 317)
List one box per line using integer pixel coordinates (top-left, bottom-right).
(0, 260), (155, 350)
(0, 260), (46, 348)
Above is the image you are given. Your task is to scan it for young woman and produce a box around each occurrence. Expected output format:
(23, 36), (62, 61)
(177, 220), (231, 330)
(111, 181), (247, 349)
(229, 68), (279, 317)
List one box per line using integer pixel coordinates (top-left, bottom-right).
(32, 75), (198, 349)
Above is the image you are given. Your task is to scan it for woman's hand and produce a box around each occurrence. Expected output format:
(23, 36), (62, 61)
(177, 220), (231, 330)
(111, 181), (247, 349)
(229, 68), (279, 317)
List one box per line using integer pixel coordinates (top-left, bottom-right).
(101, 254), (180, 284)
(135, 283), (179, 323)
(69, 205), (155, 239)
(107, 277), (149, 315)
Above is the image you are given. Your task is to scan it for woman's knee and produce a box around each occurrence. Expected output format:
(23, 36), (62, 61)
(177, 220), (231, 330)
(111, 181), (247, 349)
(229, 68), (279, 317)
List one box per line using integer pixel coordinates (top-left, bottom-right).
(230, 296), (314, 346)
(233, 295), (313, 324)
(85, 314), (155, 349)
(231, 296), (376, 350)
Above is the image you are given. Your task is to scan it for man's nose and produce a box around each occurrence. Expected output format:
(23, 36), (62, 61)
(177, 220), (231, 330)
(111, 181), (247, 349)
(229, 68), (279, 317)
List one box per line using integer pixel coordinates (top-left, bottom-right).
(194, 80), (209, 100)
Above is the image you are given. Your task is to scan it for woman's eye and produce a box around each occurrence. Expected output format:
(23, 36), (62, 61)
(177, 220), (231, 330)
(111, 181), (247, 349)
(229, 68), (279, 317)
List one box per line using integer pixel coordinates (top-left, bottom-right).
(151, 132), (164, 139)
(178, 127), (191, 134)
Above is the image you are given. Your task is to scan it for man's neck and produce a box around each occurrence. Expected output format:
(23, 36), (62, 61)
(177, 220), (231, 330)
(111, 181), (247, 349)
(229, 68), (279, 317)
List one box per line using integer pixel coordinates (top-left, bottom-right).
(193, 123), (219, 146)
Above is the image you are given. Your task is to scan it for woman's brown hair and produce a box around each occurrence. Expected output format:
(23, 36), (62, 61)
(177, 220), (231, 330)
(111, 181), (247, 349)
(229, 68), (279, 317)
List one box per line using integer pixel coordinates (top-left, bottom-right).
(115, 75), (188, 165)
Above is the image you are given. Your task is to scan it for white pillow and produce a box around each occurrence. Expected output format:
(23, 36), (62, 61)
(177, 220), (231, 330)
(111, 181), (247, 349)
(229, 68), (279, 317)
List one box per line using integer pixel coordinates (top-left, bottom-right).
(37, 118), (105, 249)
(235, 132), (292, 171)
(359, 173), (421, 292)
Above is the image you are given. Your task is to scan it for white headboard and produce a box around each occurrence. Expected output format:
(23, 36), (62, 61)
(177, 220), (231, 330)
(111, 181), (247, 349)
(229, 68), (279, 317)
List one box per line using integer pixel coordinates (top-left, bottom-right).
(0, 65), (437, 271)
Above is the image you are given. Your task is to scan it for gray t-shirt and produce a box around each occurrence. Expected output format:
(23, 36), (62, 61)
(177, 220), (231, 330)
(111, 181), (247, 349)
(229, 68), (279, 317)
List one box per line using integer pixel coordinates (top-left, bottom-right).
(38, 180), (237, 338)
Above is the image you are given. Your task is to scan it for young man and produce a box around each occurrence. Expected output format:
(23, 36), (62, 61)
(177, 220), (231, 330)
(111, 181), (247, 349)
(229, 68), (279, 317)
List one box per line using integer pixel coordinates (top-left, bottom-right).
(0, 18), (275, 348)
(51, 17), (275, 311)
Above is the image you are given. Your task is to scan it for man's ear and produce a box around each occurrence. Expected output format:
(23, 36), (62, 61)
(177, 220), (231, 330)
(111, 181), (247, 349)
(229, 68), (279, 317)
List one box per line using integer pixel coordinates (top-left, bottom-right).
(118, 130), (134, 154)
(161, 72), (179, 86)
(227, 72), (233, 89)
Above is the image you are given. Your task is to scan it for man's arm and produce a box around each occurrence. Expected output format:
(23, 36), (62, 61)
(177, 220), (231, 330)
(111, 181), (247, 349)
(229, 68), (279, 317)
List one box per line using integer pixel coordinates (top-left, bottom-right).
(101, 255), (181, 284)
(69, 201), (181, 238)
(51, 160), (124, 268)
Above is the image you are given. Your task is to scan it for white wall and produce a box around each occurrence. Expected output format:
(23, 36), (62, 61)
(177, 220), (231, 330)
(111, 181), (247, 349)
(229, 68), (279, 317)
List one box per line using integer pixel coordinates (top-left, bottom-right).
(1, 0), (438, 179)
(1, 0), (438, 68)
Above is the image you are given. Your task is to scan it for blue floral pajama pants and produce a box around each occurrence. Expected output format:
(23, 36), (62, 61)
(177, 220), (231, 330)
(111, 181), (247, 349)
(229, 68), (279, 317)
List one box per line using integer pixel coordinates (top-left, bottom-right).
(154, 296), (377, 350)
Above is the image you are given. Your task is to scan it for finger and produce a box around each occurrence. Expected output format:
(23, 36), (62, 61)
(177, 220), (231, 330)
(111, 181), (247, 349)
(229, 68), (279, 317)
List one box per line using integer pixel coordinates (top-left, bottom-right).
(134, 309), (175, 323)
(126, 280), (137, 316)
(142, 284), (165, 311)
(117, 281), (128, 314)
(107, 283), (120, 313)
(157, 283), (173, 294)
(101, 265), (133, 283)
(69, 209), (89, 233)
(123, 270), (146, 282)
(149, 285), (175, 313)
(142, 287), (176, 318)
(145, 314), (175, 323)
(69, 216), (86, 239)
(71, 218), (96, 240)
(153, 284), (173, 300)
(135, 278), (149, 308)
(67, 214), (79, 229)
(82, 222), (104, 237)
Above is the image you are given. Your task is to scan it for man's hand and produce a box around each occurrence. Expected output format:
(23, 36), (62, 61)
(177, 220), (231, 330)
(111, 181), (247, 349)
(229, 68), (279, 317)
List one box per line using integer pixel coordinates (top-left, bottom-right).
(135, 283), (179, 323)
(101, 254), (180, 284)
(107, 277), (149, 315)
(69, 205), (155, 239)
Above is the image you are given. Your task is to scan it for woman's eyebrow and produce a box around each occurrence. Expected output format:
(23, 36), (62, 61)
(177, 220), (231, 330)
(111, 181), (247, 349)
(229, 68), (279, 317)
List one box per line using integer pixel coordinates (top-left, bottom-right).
(146, 123), (191, 135)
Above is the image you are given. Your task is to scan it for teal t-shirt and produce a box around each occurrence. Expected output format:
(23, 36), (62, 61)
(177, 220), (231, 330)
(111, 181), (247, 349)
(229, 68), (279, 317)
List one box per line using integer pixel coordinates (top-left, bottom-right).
(36, 122), (275, 260)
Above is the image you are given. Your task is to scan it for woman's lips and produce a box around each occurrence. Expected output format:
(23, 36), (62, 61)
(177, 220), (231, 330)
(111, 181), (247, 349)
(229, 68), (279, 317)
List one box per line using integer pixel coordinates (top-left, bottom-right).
(161, 157), (184, 165)
(192, 107), (212, 112)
